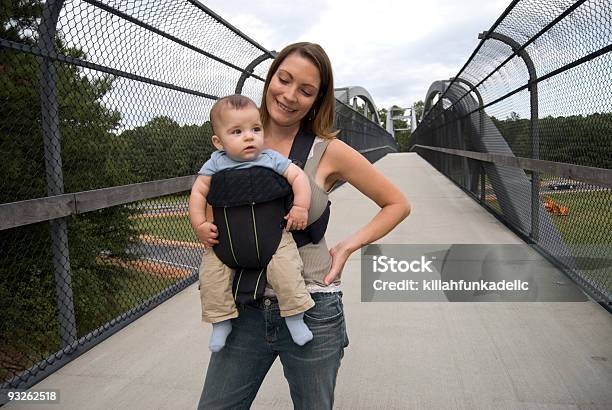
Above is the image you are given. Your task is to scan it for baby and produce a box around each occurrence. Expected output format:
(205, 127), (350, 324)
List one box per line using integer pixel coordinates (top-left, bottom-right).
(189, 94), (315, 352)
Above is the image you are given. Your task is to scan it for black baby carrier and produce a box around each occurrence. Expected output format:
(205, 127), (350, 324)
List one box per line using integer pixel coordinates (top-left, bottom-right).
(207, 128), (331, 304)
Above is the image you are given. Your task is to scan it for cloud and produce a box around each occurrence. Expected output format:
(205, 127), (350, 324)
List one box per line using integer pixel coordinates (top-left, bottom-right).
(204, 0), (331, 49)
(302, 0), (510, 108)
(158, 0), (510, 110)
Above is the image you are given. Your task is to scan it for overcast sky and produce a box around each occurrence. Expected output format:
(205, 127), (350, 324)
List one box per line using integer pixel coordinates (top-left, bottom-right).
(203, 0), (511, 110)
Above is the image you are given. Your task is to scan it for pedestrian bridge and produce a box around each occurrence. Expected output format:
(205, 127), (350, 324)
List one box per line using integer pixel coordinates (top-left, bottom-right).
(1, 0), (611, 408)
(4, 153), (611, 409)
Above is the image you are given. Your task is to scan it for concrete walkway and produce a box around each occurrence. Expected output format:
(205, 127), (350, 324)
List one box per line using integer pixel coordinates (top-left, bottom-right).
(9, 153), (612, 409)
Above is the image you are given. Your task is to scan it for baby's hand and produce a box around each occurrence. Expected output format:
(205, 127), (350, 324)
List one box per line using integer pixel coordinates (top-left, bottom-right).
(284, 205), (308, 231)
(195, 221), (219, 247)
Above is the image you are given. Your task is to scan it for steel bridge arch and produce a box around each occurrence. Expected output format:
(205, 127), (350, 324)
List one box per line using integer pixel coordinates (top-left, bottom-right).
(334, 86), (381, 124)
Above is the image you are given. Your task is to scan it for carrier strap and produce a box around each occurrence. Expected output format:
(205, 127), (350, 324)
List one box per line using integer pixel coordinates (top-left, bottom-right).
(288, 127), (316, 169)
(288, 128), (332, 248)
(232, 267), (267, 304)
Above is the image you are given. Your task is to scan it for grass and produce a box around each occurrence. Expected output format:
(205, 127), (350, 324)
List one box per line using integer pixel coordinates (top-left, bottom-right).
(479, 188), (611, 294)
(106, 268), (183, 316)
(485, 197), (502, 213)
(133, 214), (198, 243)
(132, 193), (190, 208)
(544, 191), (611, 244)
(545, 190), (611, 294)
(131, 193), (199, 243)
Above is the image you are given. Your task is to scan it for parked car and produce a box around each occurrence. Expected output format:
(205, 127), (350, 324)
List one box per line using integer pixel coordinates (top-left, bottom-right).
(548, 182), (577, 191)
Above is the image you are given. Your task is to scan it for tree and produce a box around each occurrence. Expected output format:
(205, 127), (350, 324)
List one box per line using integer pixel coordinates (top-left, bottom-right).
(378, 107), (388, 126)
(490, 113), (612, 168)
(413, 100), (424, 122)
(121, 117), (215, 182)
(378, 105), (412, 152)
(0, 0), (141, 382)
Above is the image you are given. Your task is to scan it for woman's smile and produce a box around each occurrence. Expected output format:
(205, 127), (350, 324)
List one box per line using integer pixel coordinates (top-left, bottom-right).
(276, 100), (296, 113)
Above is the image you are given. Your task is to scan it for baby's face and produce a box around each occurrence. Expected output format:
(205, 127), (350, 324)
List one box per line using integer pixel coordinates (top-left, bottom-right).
(212, 106), (264, 162)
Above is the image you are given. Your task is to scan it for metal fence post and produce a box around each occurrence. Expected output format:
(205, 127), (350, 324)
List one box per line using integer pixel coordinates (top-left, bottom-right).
(451, 77), (483, 193)
(1, 0), (396, 394)
(480, 31), (540, 242)
(38, 0), (77, 350)
(480, 165), (486, 202)
(234, 52), (275, 95)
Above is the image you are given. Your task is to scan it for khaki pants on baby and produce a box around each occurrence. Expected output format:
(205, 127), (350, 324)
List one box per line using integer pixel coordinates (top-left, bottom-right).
(199, 230), (315, 323)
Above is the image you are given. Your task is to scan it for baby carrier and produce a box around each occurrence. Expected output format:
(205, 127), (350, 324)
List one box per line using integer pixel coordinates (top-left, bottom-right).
(207, 128), (331, 304)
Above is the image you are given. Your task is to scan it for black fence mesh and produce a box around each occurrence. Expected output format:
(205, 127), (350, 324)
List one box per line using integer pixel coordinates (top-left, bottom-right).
(0, 0), (394, 394)
(412, 0), (611, 306)
(336, 100), (399, 163)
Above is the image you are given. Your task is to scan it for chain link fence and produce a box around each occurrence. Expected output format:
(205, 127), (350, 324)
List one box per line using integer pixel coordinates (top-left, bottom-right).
(411, 0), (611, 307)
(336, 100), (399, 163)
(0, 0), (394, 396)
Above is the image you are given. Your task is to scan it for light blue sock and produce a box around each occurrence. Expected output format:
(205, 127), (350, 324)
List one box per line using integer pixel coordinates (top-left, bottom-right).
(209, 320), (232, 352)
(285, 313), (313, 346)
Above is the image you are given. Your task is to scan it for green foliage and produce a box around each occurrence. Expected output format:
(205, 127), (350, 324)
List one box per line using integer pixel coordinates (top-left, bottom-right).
(395, 131), (412, 152)
(378, 105), (412, 152)
(539, 113), (612, 169)
(120, 117), (214, 182)
(378, 107), (387, 126)
(413, 100), (424, 122)
(0, 0), (43, 42)
(491, 112), (612, 169)
(1, 0), (217, 382)
(0, 0), (159, 382)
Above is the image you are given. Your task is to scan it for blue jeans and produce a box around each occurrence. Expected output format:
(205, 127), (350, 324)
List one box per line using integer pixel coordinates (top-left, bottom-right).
(198, 292), (349, 410)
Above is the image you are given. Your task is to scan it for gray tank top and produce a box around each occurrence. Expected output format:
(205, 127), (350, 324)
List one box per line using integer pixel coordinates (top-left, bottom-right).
(265, 137), (341, 295)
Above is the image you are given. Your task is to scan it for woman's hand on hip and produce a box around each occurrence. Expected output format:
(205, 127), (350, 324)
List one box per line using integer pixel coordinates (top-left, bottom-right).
(324, 242), (353, 285)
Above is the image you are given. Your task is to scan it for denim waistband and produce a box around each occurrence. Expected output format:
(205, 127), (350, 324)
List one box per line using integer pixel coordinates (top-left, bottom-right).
(241, 291), (342, 310)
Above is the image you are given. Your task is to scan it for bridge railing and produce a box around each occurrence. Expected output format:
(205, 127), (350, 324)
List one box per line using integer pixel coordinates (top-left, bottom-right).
(0, 0), (394, 396)
(412, 0), (611, 307)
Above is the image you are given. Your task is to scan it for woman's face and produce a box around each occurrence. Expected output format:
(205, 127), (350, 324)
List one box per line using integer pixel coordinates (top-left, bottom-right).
(265, 52), (321, 128)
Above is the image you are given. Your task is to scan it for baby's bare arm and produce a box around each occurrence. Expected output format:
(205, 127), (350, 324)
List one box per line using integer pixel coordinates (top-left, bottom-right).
(283, 163), (311, 210)
(189, 175), (219, 245)
(283, 164), (311, 231)
(188, 175), (212, 231)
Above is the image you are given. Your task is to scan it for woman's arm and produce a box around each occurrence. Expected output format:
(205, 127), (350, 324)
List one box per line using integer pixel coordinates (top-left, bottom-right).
(322, 139), (411, 284)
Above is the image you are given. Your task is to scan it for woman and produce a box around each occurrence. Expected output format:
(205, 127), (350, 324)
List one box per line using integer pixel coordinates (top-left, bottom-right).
(197, 42), (410, 409)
